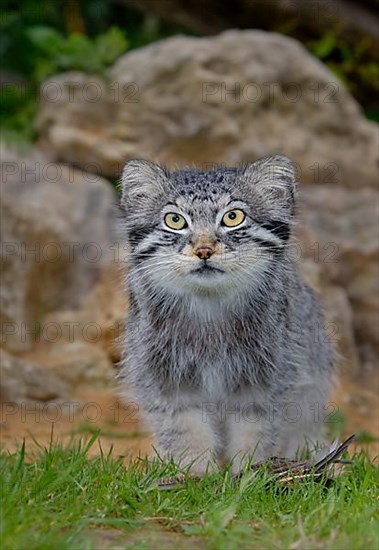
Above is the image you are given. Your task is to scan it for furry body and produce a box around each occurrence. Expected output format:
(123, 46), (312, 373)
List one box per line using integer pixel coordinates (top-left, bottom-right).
(120, 156), (332, 474)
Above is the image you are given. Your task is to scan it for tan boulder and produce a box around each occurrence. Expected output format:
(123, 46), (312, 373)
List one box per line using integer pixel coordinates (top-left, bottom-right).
(0, 145), (117, 352)
(0, 348), (69, 403)
(35, 31), (378, 187)
(40, 263), (127, 362)
(23, 341), (115, 389)
(298, 185), (379, 364)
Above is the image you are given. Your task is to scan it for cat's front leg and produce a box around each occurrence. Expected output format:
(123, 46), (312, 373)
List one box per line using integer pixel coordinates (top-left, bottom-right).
(224, 401), (273, 474)
(148, 405), (219, 475)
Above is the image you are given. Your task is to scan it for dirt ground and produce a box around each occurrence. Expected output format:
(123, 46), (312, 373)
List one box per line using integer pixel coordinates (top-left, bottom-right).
(1, 370), (378, 460)
(0, 387), (152, 461)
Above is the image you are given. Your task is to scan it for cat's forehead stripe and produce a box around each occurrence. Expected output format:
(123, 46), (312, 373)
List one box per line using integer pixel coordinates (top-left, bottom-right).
(171, 168), (238, 193)
(174, 193), (231, 211)
(167, 168), (241, 212)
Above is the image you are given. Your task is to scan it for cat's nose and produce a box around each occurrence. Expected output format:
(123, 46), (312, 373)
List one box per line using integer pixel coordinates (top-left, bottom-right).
(194, 246), (214, 260)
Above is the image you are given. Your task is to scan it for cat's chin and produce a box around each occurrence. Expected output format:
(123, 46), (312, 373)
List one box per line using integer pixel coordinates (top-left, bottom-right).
(184, 269), (233, 296)
(188, 265), (225, 278)
(188, 265), (225, 277)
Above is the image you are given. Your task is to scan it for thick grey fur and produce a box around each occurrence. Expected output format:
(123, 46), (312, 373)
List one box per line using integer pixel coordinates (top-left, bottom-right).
(119, 155), (333, 474)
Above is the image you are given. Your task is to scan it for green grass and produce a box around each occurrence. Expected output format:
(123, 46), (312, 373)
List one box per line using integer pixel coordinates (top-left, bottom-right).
(1, 433), (378, 550)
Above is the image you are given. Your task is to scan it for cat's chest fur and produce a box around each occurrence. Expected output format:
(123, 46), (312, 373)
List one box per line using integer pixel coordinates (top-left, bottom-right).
(140, 299), (276, 396)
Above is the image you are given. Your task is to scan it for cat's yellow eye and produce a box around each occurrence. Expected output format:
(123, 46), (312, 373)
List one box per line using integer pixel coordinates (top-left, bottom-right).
(164, 212), (187, 230)
(222, 209), (245, 228)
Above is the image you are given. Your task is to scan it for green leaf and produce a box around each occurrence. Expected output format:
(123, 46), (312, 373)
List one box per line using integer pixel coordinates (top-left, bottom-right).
(95, 26), (128, 65)
(311, 33), (337, 59)
(26, 25), (64, 52)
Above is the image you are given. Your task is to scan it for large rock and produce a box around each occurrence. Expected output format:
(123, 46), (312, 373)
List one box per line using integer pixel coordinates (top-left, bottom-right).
(0, 341), (115, 404)
(35, 31), (378, 187)
(299, 258), (360, 375)
(40, 263), (127, 362)
(0, 348), (69, 403)
(22, 341), (115, 389)
(0, 145), (117, 352)
(298, 185), (379, 367)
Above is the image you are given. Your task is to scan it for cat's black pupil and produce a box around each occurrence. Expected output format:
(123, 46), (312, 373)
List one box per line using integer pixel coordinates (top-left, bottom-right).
(228, 212), (237, 220)
(172, 215), (180, 223)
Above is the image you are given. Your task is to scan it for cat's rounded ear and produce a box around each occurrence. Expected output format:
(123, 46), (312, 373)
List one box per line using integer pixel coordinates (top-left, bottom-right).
(121, 159), (169, 210)
(242, 155), (297, 216)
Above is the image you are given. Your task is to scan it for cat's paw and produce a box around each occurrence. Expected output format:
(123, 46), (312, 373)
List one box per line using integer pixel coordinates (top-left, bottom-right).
(159, 448), (219, 476)
(185, 455), (219, 476)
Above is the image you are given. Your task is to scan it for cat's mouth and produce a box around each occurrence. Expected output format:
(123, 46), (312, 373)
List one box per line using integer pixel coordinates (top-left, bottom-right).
(190, 263), (225, 276)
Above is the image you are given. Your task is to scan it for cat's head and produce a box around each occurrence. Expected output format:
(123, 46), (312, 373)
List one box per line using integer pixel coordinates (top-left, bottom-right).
(120, 156), (297, 300)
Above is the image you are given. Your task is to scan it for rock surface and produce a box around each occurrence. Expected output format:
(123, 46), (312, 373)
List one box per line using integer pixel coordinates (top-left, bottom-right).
(1, 145), (117, 352)
(298, 185), (379, 367)
(0, 348), (69, 403)
(40, 263), (127, 362)
(35, 31), (378, 187)
(23, 341), (115, 389)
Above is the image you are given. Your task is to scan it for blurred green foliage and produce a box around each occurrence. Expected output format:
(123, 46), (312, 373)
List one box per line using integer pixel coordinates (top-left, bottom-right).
(1, 22), (128, 142)
(1, 1), (129, 142)
(0, 0), (188, 143)
(26, 26), (128, 79)
(1, 0), (378, 145)
(307, 32), (379, 122)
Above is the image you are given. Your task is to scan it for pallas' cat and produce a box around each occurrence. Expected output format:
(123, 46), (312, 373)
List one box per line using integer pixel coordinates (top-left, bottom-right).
(119, 155), (332, 474)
